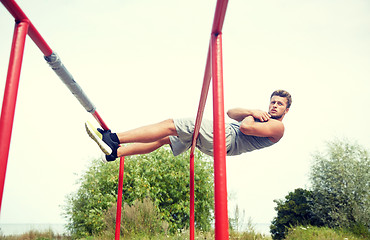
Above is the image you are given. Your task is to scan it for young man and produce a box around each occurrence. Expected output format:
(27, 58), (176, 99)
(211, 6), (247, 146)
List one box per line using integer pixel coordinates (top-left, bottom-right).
(85, 90), (291, 162)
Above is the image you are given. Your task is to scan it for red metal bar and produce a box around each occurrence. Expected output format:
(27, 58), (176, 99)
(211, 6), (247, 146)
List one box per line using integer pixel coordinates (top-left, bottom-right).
(189, 153), (195, 240)
(115, 156), (125, 240)
(190, 0), (227, 155)
(188, 46), (212, 240)
(1, 0), (53, 56)
(212, 0), (229, 35)
(190, 48), (212, 154)
(211, 33), (229, 240)
(189, 1), (229, 238)
(1, 3), (123, 238)
(1, 1), (229, 239)
(27, 23), (52, 56)
(92, 110), (109, 131)
(0, 20), (30, 212)
(91, 111), (123, 240)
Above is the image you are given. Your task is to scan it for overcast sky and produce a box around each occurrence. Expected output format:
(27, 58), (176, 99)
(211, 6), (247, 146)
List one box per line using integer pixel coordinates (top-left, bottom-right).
(0, 0), (369, 233)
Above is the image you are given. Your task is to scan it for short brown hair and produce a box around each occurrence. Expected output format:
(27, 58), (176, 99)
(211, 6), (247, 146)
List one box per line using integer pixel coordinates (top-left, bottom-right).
(271, 90), (292, 108)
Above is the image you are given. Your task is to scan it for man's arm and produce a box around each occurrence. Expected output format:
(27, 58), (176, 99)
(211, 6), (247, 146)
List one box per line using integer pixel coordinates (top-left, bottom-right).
(240, 116), (284, 143)
(227, 108), (271, 122)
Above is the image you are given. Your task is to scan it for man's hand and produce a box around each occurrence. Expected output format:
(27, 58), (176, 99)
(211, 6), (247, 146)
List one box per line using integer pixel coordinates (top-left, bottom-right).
(240, 115), (284, 143)
(251, 110), (271, 122)
(227, 108), (271, 122)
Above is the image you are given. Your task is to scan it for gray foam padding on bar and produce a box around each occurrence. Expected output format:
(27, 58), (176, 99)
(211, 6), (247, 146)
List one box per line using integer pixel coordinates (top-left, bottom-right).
(44, 52), (96, 113)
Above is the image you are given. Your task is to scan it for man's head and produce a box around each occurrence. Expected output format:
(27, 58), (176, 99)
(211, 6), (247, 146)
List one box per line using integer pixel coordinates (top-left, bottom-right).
(269, 90), (292, 120)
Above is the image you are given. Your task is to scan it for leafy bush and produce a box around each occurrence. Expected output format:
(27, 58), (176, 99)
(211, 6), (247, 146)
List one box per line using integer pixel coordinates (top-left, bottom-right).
(284, 225), (366, 240)
(309, 139), (370, 229)
(345, 222), (370, 239)
(270, 188), (322, 240)
(101, 198), (169, 238)
(63, 147), (214, 238)
(126, 147), (214, 231)
(271, 139), (370, 239)
(63, 159), (118, 238)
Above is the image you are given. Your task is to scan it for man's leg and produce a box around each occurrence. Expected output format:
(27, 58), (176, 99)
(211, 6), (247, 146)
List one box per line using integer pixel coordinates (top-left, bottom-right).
(116, 119), (178, 144)
(86, 119), (177, 161)
(116, 137), (171, 157)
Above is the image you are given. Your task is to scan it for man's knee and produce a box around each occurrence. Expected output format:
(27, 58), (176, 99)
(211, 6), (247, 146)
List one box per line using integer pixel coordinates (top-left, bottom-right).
(159, 136), (172, 145)
(163, 118), (177, 135)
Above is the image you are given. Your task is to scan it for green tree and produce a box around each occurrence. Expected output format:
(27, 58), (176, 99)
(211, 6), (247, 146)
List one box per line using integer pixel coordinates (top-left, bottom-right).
(270, 188), (322, 240)
(309, 139), (370, 229)
(63, 147), (214, 238)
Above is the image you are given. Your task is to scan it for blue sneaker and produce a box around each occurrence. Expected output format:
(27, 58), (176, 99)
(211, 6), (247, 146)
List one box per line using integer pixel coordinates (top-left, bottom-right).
(85, 121), (119, 156)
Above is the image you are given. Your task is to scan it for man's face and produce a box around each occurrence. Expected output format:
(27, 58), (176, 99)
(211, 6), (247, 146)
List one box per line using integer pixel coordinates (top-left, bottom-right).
(269, 95), (289, 120)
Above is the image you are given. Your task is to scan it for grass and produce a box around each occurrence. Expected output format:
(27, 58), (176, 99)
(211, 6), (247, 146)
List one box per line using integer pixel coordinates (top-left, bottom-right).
(0, 229), (271, 240)
(2, 226), (367, 240)
(1, 227), (368, 240)
(84, 229), (272, 240)
(284, 225), (367, 240)
(0, 229), (71, 240)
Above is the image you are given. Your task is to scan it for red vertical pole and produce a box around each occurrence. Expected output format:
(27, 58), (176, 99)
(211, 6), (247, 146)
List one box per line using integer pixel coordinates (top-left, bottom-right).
(189, 48), (212, 240)
(92, 109), (124, 239)
(0, 20), (30, 211)
(115, 156), (125, 240)
(211, 33), (229, 240)
(189, 153), (195, 240)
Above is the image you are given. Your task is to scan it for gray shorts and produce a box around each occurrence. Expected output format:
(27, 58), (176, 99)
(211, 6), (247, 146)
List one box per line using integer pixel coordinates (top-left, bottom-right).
(169, 118), (233, 156)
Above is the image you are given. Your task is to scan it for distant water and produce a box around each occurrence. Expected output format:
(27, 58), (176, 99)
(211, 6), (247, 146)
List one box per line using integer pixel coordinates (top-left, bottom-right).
(254, 223), (271, 236)
(0, 223), (67, 236)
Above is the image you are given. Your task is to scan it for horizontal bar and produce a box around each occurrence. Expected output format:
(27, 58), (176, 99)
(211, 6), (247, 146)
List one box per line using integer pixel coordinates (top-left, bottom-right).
(1, 0), (53, 56)
(1, 0), (108, 131)
(44, 53), (96, 113)
(1, 0), (27, 21)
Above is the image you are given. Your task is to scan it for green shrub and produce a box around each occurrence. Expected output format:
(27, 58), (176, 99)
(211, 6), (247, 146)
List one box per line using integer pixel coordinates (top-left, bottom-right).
(126, 148), (214, 232)
(101, 198), (169, 238)
(309, 139), (370, 229)
(284, 225), (366, 240)
(64, 148), (214, 238)
(270, 188), (322, 240)
(346, 223), (370, 239)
